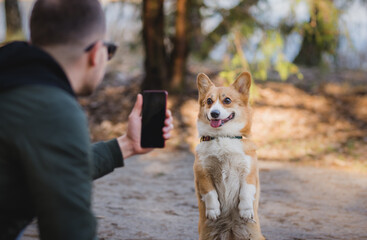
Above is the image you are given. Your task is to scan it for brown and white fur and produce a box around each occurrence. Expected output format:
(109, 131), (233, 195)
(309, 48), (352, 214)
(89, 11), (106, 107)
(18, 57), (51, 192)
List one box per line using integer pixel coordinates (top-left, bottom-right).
(194, 72), (264, 240)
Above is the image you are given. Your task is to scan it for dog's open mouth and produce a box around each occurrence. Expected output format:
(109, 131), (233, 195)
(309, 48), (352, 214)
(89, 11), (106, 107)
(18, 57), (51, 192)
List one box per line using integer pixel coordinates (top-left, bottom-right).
(210, 112), (235, 128)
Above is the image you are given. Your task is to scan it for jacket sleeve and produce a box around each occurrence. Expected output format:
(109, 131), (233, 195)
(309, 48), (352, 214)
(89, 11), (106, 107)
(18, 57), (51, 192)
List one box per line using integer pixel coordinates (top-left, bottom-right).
(91, 139), (124, 180)
(20, 101), (97, 240)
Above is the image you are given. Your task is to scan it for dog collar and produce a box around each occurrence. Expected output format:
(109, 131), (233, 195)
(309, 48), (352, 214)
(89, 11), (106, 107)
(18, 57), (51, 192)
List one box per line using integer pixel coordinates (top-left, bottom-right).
(200, 136), (244, 142)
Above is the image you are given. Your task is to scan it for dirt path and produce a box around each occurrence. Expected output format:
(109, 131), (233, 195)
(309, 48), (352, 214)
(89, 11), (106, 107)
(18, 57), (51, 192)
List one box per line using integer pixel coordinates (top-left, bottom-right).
(22, 150), (367, 240)
(259, 161), (367, 240)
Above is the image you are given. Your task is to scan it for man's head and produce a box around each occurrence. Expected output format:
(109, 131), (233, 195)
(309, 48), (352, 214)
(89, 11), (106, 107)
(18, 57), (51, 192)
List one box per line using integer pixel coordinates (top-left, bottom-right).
(30, 0), (113, 96)
(30, 0), (106, 47)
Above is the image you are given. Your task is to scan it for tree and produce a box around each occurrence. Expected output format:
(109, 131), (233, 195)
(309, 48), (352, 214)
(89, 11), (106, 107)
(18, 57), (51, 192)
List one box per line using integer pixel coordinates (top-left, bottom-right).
(141, 0), (167, 90)
(294, 0), (339, 66)
(5, 0), (24, 42)
(141, 0), (191, 92)
(169, 0), (189, 90)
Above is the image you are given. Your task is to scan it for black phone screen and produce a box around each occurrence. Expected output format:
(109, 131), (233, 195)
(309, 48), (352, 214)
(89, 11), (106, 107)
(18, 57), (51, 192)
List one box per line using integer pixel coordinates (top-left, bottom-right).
(141, 90), (167, 148)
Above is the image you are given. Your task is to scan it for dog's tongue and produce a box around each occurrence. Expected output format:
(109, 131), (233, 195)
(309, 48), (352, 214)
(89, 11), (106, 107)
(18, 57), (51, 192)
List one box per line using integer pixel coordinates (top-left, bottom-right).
(210, 119), (222, 128)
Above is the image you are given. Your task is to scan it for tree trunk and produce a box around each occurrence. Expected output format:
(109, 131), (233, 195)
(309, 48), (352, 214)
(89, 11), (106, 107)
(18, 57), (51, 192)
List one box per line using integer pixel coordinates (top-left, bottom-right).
(294, 0), (338, 66)
(187, 0), (203, 54)
(293, 3), (322, 66)
(5, 0), (23, 42)
(141, 0), (168, 90)
(169, 0), (189, 91)
(294, 35), (322, 66)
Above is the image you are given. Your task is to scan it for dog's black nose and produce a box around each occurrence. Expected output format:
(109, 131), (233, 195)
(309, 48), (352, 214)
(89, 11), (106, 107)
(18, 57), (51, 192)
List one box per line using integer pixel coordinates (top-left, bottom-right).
(211, 110), (220, 119)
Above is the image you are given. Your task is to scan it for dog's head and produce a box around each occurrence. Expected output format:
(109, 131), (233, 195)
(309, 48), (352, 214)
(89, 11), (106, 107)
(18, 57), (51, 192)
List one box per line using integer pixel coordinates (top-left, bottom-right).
(196, 72), (252, 137)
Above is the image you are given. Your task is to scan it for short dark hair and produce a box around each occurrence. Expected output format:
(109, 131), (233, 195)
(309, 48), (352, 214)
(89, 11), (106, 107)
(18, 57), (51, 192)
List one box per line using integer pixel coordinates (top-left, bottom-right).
(30, 0), (106, 46)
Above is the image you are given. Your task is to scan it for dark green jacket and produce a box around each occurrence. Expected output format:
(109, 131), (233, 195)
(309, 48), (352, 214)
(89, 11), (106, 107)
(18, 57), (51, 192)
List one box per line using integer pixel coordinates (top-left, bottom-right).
(0, 42), (124, 239)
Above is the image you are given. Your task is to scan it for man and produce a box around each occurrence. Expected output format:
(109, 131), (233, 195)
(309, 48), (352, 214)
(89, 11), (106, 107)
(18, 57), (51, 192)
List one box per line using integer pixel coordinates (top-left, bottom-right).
(0, 0), (173, 239)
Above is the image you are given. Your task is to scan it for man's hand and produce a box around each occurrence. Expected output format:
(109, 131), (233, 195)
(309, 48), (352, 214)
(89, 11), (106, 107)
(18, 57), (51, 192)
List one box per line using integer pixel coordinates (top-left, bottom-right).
(117, 94), (173, 159)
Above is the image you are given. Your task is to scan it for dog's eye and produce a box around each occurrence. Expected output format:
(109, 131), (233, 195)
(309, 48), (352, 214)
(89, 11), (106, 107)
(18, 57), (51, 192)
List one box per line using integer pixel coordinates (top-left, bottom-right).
(207, 98), (213, 105)
(223, 97), (231, 104)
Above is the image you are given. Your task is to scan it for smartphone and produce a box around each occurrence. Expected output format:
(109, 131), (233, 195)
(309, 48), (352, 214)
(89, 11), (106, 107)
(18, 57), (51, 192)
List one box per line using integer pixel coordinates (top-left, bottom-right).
(141, 90), (168, 148)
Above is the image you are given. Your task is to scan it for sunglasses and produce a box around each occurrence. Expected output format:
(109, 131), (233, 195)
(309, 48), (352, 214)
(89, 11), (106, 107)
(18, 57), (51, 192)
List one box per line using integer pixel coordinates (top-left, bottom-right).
(84, 41), (118, 60)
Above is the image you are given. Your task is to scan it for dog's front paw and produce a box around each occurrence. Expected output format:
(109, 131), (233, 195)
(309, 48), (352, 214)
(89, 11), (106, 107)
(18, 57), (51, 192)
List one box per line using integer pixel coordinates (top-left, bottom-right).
(203, 190), (221, 220)
(206, 207), (221, 220)
(239, 208), (255, 223)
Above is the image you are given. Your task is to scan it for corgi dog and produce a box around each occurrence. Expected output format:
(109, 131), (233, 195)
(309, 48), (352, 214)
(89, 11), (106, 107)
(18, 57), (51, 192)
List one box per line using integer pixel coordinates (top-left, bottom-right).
(194, 72), (264, 240)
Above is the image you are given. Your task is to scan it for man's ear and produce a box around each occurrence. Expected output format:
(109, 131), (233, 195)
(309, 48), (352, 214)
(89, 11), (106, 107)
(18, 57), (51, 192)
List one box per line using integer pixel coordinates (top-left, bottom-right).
(87, 41), (102, 67)
(197, 73), (214, 98)
(232, 71), (252, 95)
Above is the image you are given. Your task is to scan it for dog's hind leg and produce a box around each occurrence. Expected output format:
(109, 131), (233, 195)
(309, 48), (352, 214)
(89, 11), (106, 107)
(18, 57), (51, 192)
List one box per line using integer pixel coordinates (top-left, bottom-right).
(238, 155), (257, 222)
(194, 160), (220, 240)
(238, 155), (264, 240)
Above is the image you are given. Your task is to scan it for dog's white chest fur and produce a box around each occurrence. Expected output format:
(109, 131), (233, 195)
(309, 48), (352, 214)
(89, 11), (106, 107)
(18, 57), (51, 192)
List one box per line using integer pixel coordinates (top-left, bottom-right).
(196, 138), (251, 172)
(196, 138), (252, 212)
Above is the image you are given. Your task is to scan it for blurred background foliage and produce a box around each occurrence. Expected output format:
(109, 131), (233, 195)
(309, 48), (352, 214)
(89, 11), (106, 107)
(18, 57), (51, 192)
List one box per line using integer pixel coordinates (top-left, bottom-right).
(1, 0), (366, 92)
(1, 0), (367, 170)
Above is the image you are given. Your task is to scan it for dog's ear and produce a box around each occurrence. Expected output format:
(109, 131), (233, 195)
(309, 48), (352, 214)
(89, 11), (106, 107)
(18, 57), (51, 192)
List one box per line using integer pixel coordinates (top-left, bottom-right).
(232, 72), (252, 95)
(197, 73), (214, 97)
